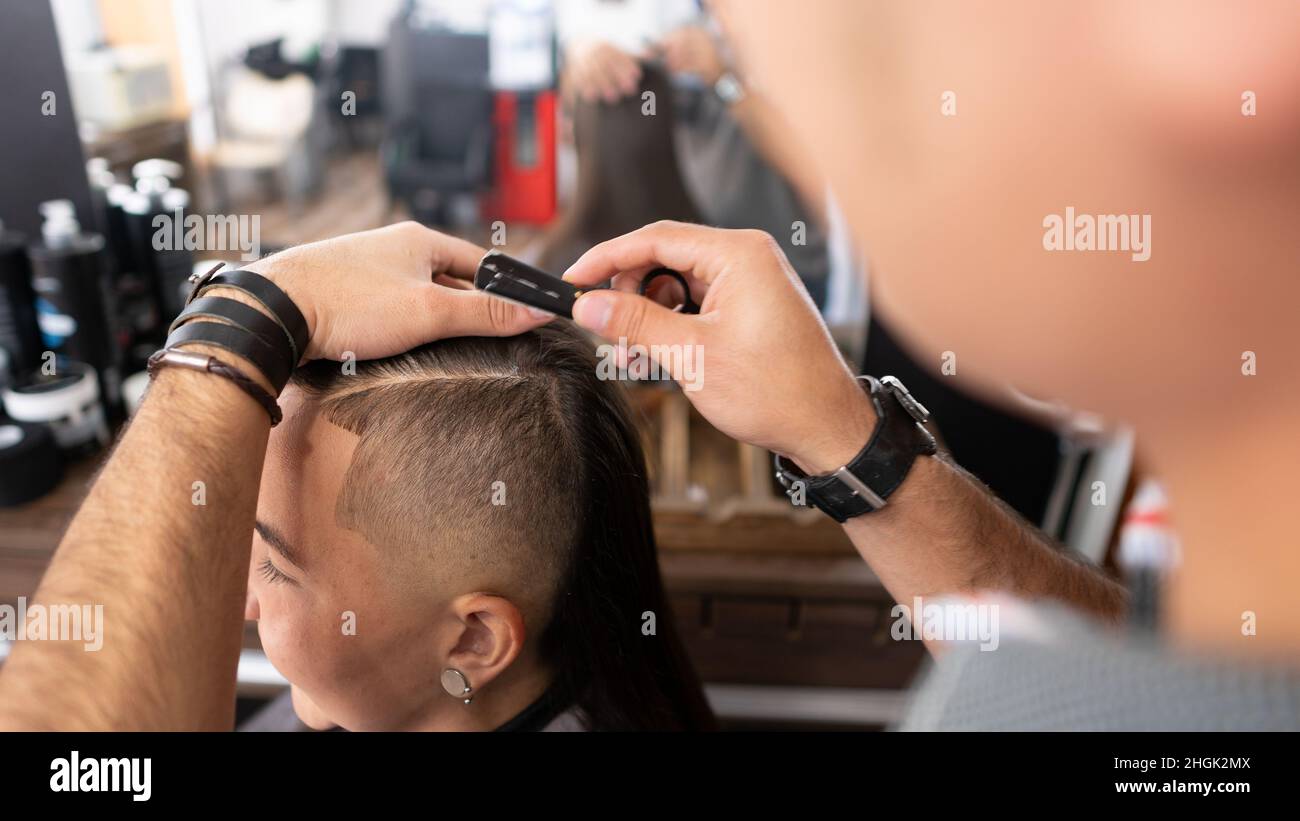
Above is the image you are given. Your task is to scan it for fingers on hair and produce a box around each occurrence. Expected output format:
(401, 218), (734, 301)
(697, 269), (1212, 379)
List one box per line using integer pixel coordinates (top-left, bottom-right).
(429, 286), (548, 338)
(389, 221), (486, 280)
(433, 234), (493, 280)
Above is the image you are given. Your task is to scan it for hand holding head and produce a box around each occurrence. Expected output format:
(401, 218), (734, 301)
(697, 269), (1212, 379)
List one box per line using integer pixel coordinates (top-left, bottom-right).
(244, 222), (551, 363)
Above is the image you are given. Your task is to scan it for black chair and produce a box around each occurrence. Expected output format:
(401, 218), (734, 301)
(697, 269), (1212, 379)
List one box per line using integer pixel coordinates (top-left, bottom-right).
(317, 45), (383, 150)
(380, 16), (493, 226)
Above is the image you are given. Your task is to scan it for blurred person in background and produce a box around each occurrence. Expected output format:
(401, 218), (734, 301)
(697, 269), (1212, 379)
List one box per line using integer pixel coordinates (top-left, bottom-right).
(531, 63), (704, 272)
(556, 0), (834, 308)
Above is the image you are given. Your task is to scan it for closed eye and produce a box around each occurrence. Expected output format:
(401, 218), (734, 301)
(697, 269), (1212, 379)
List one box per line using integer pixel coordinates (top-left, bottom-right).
(258, 557), (297, 586)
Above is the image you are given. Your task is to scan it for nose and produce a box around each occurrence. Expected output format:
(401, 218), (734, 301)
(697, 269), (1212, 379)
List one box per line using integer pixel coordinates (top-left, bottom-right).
(244, 587), (260, 621)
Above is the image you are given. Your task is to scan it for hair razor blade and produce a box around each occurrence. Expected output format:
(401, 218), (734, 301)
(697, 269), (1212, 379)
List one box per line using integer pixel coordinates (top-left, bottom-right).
(474, 251), (581, 319)
(474, 251), (700, 319)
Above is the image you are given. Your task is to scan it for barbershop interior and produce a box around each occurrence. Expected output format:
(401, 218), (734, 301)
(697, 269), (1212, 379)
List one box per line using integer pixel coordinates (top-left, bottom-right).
(0, 0), (1268, 735)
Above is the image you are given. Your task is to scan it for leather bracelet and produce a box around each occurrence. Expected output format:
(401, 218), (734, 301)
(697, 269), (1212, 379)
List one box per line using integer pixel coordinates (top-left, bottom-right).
(187, 268), (309, 366)
(147, 348), (283, 426)
(165, 321), (291, 394)
(170, 296), (293, 362)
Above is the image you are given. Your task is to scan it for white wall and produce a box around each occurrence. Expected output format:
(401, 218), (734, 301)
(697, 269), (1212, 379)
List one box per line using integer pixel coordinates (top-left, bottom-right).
(330, 0), (405, 45)
(50, 0), (104, 58)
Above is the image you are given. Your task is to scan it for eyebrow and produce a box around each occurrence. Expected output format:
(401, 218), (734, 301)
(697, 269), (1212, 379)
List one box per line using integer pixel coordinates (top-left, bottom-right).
(255, 520), (308, 571)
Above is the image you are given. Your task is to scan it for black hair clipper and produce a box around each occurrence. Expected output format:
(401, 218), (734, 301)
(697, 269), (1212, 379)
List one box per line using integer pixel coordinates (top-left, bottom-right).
(473, 251), (699, 318)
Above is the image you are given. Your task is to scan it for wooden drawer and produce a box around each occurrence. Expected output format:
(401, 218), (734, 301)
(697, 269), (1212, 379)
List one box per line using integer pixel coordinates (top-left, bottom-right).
(667, 592), (924, 689)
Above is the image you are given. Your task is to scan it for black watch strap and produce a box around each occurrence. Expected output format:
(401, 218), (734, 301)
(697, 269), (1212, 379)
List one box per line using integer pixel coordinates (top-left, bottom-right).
(775, 375), (937, 523)
(165, 321), (292, 394)
(187, 267), (309, 365)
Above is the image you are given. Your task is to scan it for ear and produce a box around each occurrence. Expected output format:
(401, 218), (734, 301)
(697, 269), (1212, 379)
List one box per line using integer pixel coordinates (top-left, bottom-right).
(445, 593), (527, 693)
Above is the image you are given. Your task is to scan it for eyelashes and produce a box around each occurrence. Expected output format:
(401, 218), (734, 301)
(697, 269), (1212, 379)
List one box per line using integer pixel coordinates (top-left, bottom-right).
(258, 557), (296, 586)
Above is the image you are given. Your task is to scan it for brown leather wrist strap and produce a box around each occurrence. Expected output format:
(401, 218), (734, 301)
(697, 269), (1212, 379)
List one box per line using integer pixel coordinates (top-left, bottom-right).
(147, 348), (283, 426)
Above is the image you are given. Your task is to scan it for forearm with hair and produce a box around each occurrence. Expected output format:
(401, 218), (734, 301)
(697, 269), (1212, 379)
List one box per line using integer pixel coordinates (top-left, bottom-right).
(0, 349), (269, 730)
(844, 451), (1129, 625)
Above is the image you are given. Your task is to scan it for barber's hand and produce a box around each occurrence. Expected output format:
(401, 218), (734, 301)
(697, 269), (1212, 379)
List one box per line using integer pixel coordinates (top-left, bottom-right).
(563, 40), (643, 104)
(242, 222), (549, 362)
(655, 25), (726, 86)
(564, 221), (877, 473)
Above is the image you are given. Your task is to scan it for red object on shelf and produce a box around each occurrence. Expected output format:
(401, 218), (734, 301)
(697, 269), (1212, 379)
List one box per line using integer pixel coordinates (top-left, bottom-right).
(482, 90), (557, 225)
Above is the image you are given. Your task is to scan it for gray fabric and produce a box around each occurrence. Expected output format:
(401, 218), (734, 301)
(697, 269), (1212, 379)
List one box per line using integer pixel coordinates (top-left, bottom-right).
(898, 605), (1300, 731)
(541, 706), (589, 732)
(238, 689), (313, 732)
(673, 87), (830, 309)
(237, 687), (589, 732)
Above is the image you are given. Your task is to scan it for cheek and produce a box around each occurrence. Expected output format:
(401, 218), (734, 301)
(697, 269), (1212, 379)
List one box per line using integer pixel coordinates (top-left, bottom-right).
(255, 587), (351, 696)
(255, 566), (421, 728)
(258, 598), (360, 728)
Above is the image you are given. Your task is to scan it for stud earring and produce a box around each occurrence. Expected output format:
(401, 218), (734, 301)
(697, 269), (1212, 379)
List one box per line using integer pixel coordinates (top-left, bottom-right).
(440, 668), (473, 705)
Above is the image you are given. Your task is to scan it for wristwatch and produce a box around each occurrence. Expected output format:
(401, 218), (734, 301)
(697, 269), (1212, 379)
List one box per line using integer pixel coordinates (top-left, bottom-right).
(774, 375), (937, 523)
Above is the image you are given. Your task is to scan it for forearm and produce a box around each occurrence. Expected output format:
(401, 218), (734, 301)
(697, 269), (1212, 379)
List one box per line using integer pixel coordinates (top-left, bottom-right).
(845, 451), (1128, 623)
(797, 386), (1128, 625)
(0, 350), (269, 730)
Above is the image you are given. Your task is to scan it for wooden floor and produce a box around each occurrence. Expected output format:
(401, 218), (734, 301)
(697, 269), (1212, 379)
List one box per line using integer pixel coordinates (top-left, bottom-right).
(253, 151), (402, 248)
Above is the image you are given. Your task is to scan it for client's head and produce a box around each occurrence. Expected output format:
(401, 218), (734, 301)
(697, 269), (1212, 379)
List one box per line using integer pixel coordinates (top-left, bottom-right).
(246, 322), (713, 731)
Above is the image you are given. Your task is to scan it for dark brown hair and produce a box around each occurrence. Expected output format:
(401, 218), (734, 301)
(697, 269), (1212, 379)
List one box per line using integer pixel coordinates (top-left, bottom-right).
(536, 62), (705, 271)
(291, 322), (715, 731)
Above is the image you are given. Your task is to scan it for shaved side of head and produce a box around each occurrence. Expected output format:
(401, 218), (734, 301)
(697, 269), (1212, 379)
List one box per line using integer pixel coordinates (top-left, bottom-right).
(290, 325), (594, 624)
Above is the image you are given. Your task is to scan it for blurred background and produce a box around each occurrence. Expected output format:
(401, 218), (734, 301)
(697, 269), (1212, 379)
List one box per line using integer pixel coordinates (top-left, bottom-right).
(0, 0), (1159, 729)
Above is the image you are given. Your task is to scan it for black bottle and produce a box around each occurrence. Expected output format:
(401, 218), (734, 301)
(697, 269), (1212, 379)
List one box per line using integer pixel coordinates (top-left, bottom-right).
(27, 200), (122, 412)
(0, 219), (44, 382)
